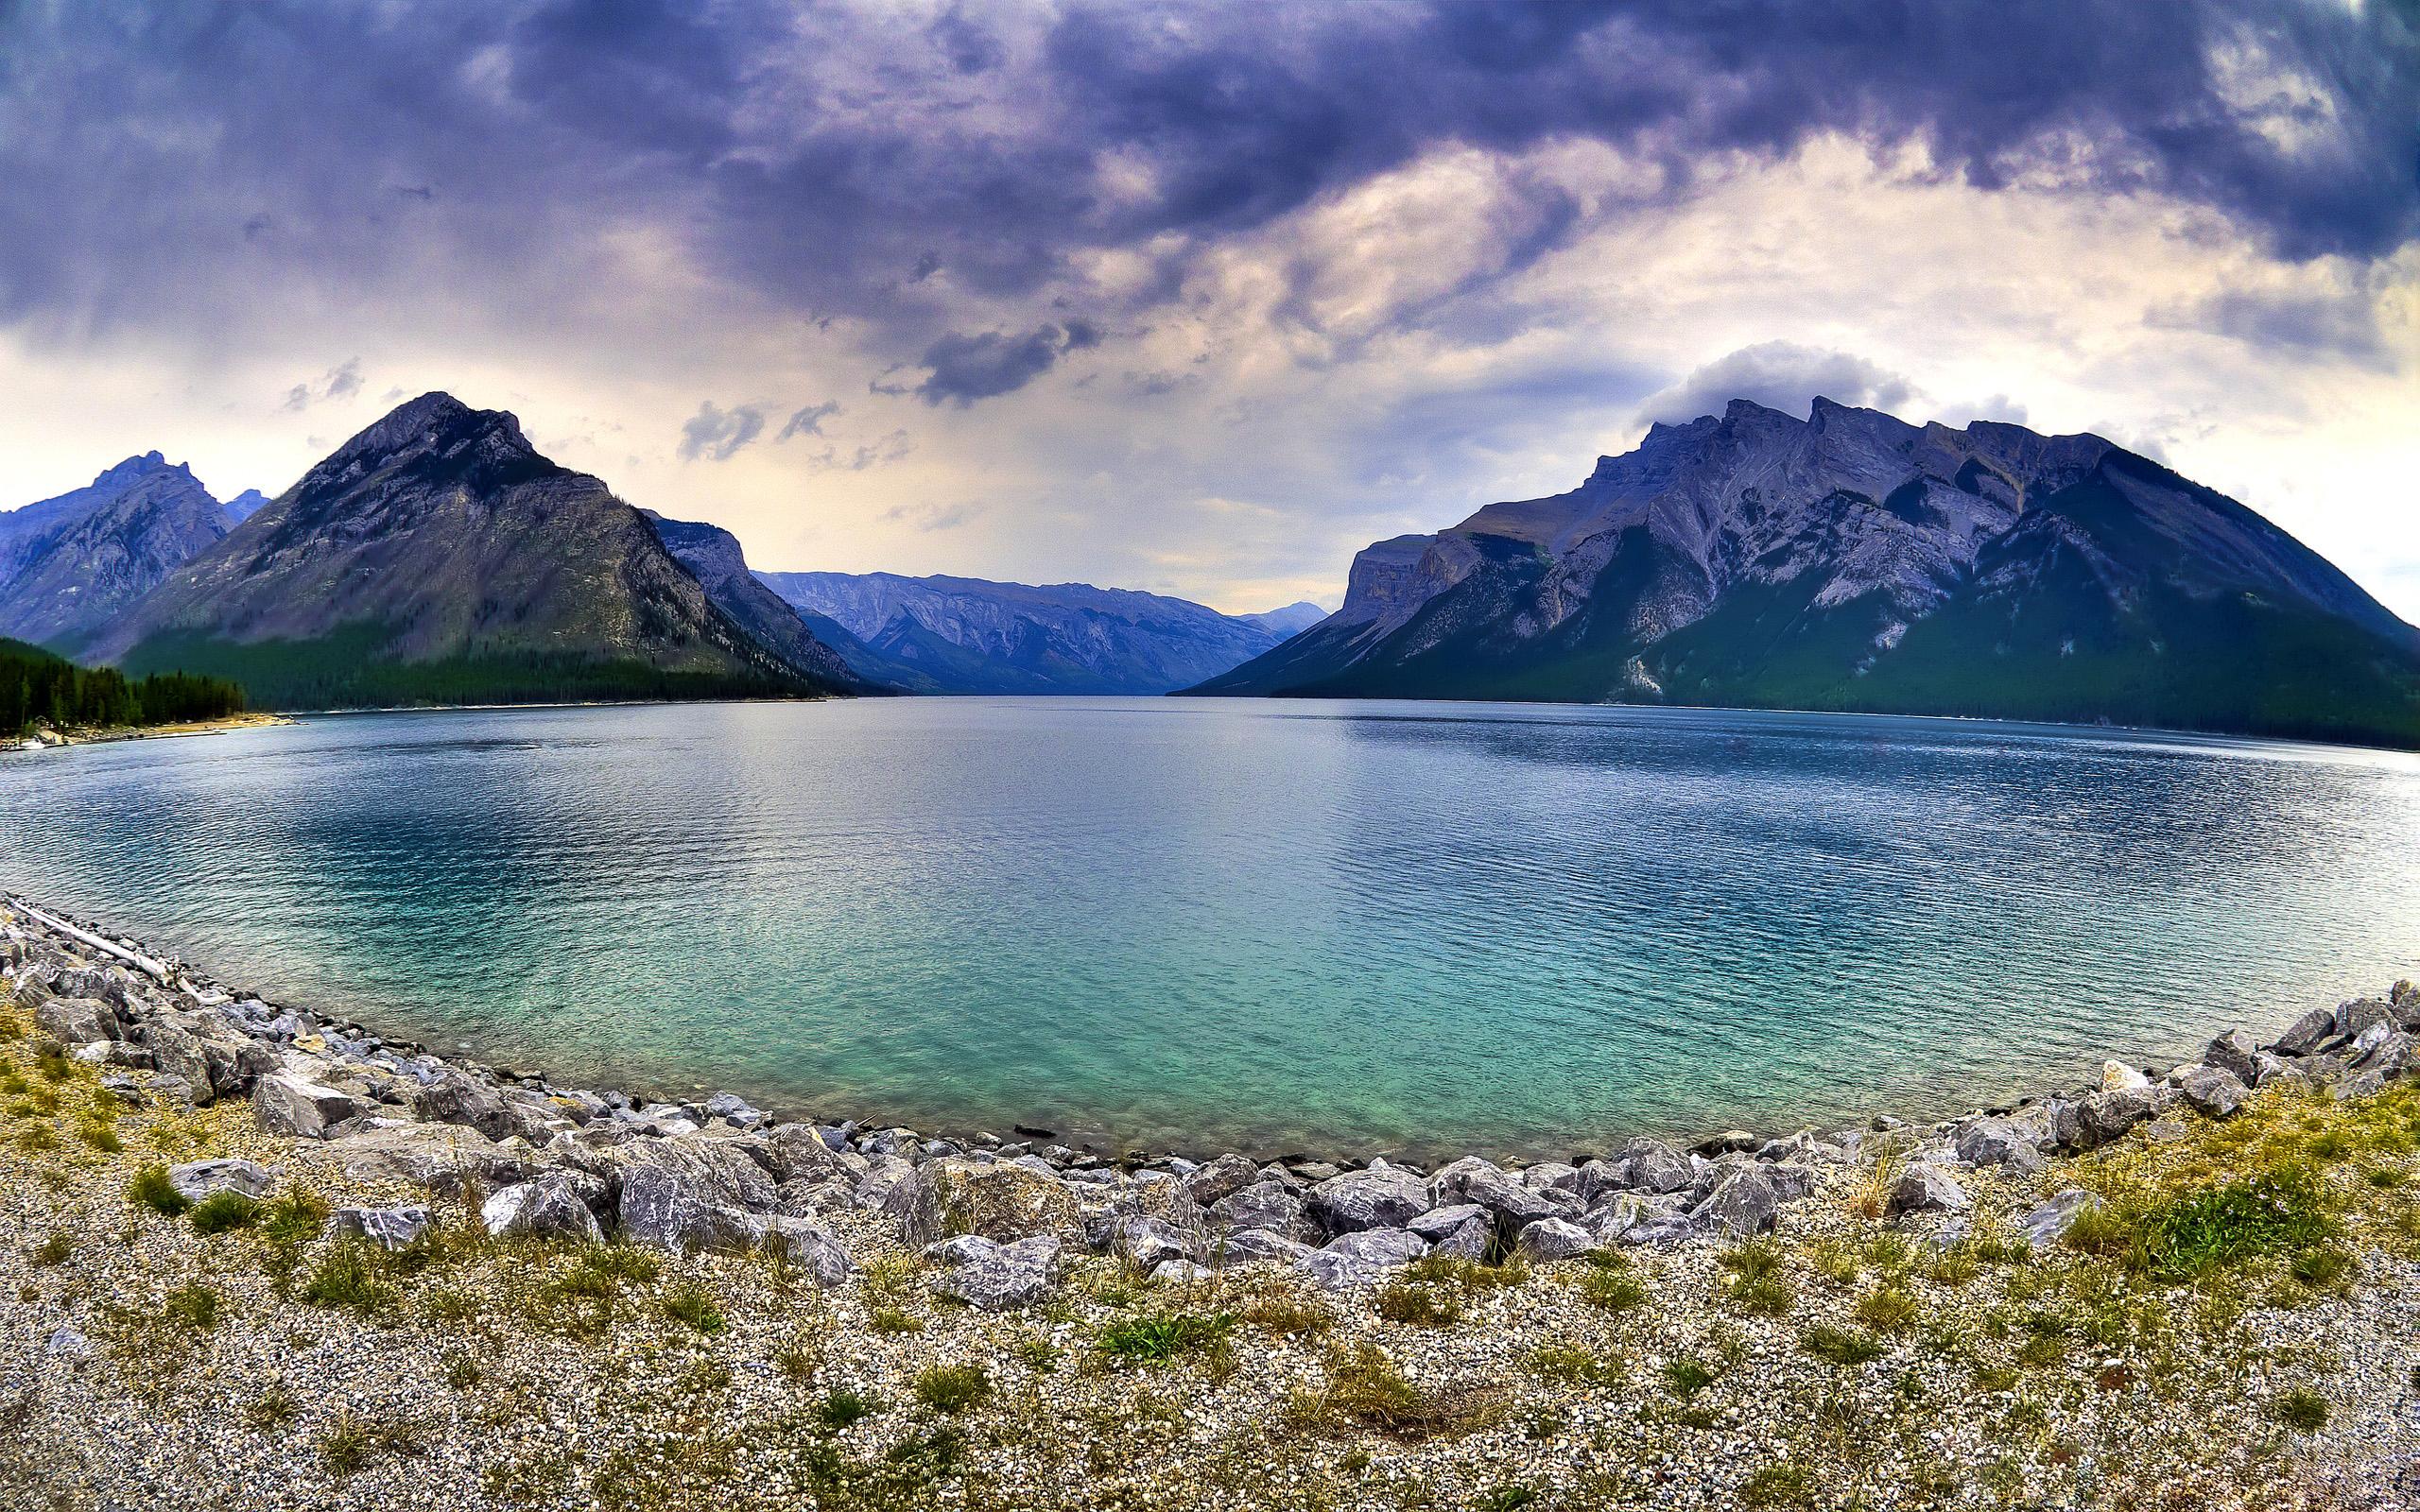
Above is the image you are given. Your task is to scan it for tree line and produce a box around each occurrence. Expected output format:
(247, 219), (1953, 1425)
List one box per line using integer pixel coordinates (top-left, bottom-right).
(1, 638), (246, 735)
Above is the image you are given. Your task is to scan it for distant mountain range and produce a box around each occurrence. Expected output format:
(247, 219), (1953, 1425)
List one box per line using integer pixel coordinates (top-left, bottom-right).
(0, 453), (247, 646)
(1199, 397), (2420, 748)
(9, 388), (2413, 746)
(76, 394), (854, 708)
(755, 571), (1319, 696)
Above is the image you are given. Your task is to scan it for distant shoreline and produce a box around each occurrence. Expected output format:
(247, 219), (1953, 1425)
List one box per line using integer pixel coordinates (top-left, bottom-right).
(11, 711), (293, 750)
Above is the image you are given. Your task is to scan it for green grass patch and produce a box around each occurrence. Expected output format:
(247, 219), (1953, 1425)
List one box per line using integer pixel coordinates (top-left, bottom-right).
(1097, 1311), (1235, 1363)
(910, 1364), (993, 1414)
(190, 1191), (261, 1234)
(1801, 1324), (1888, 1366)
(815, 1386), (882, 1430)
(128, 1163), (191, 1218)
(661, 1280), (726, 1334)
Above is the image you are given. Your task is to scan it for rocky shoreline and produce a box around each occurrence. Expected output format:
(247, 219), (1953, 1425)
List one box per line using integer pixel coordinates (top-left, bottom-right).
(6, 892), (2420, 1508)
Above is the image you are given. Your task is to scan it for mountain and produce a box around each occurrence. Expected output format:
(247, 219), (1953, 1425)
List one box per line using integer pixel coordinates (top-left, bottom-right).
(754, 571), (1293, 695)
(0, 453), (239, 646)
(220, 490), (271, 524)
(1196, 397), (2420, 748)
(641, 512), (885, 695)
(1236, 601), (1329, 639)
(78, 393), (855, 709)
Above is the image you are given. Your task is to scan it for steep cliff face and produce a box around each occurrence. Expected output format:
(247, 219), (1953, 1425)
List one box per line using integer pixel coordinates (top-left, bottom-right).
(755, 571), (1289, 695)
(1196, 398), (2420, 748)
(643, 513), (881, 694)
(0, 454), (236, 647)
(81, 393), (847, 709)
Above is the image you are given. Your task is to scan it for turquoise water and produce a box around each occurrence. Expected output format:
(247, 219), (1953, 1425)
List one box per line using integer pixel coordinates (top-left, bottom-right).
(2, 699), (2416, 1158)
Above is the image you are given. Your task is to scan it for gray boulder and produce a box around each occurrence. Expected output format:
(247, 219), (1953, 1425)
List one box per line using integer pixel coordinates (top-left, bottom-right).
(1111, 1215), (1197, 1267)
(612, 1142), (785, 1253)
(252, 1072), (366, 1139)
(168, 1159), (275, 1203)
(1407, 1203), (1487, 1242)
(1604, 1137), (1694, 1195)
(1427, 1214), (1493, 1260)
(1181, 1152), (1260, 1208)
(2077, 1087), (2156, 1145)
(2017, 1188), (2102, 1250)
(2339, 999), (2394, 1039)
(2178, 1065), (2250, 1119)
(852, 1155), (916, 1210)
(1304, 1167), (1429, 1235)
(2273, 1006), (2337, 1057)
(2332, 1069), (2389, 1102)
(1887, 1163), (1971, 1216)
(482, 1176), (605, 1243)
(1761, 1162), (1823, 1201)
(411, 1071), (543, 1144)
(2202, 1031), (2259, 1083)
(702, 1091), (769, 1129)
(141, 1021), (222, 1105)
(33, 996), (113, 1046)
(1513, 1216), (1597, 1262)
(1688, 1169), (1779, 1237)
(1428, 1157), (1556, 1230)
(1320, 1228), (1428, 1266)
(1955, 1119), (2046, 1175)
(324, 1122), (536, 1197)
(928, 1234), (1061, 1310)
(752, 1122), (864, 1189)
(761, 1218), (855, 1287)
(885, 1157), (1080, 1249)
(326, 1205), (431, 1250)
(1295, 1249), (1388, 1290)
(2354, 1026), (2414, 1076)
(1208, 1180), (1312, 1240)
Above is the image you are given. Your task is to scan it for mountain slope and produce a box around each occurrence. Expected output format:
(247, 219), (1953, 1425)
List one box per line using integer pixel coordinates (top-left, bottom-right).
(755, 571), (1288, 695)
(0, 454), (238, 646)
(1236, 601), (1329, 639)
(80, 393), (849, 709)
(642, 513), (885, 695)
(1196, 398), (2420, 748)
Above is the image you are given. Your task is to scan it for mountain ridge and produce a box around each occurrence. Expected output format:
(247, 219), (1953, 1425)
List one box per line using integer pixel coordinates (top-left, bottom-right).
(1196, 397), (2420, 749)
(755, 570), (1293, 695)
(0, 453), (241, 647)
(78, 392), (855, 709)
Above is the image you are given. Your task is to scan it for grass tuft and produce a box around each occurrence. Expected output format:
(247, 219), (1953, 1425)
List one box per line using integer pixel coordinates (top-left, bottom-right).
(911, 1364), (993, 1414)
(128, 1162), (190, 1218)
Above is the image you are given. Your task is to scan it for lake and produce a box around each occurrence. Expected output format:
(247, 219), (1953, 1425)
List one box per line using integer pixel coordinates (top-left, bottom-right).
(3, 698), (2415, 1158)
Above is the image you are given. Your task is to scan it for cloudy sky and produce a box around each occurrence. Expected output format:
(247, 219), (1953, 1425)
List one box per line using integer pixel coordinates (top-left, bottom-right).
(2, 1), (2414, 618)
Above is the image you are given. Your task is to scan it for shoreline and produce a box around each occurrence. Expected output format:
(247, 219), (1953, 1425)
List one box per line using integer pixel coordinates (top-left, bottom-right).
(6, 890), (2410, 1171)
(0, 893), (2305, 1170)
(5, 892), (2419, 1507)
(7, 887), (2412, 1218)
(9, 711), (294, 750)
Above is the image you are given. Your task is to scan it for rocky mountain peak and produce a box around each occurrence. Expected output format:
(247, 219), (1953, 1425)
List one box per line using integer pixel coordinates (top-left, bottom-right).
(1198, 395), (2420, 747)
(289, 392), (550, 509)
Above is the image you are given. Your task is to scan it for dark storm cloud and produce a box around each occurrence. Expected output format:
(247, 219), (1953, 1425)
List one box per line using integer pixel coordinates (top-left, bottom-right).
(0, 0), (2412, 356)
(913, 320), (1102, 406)
(776, 400), (840, 441)
(677, 400), (764, 461)
(2155, 283), (2397, 370)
